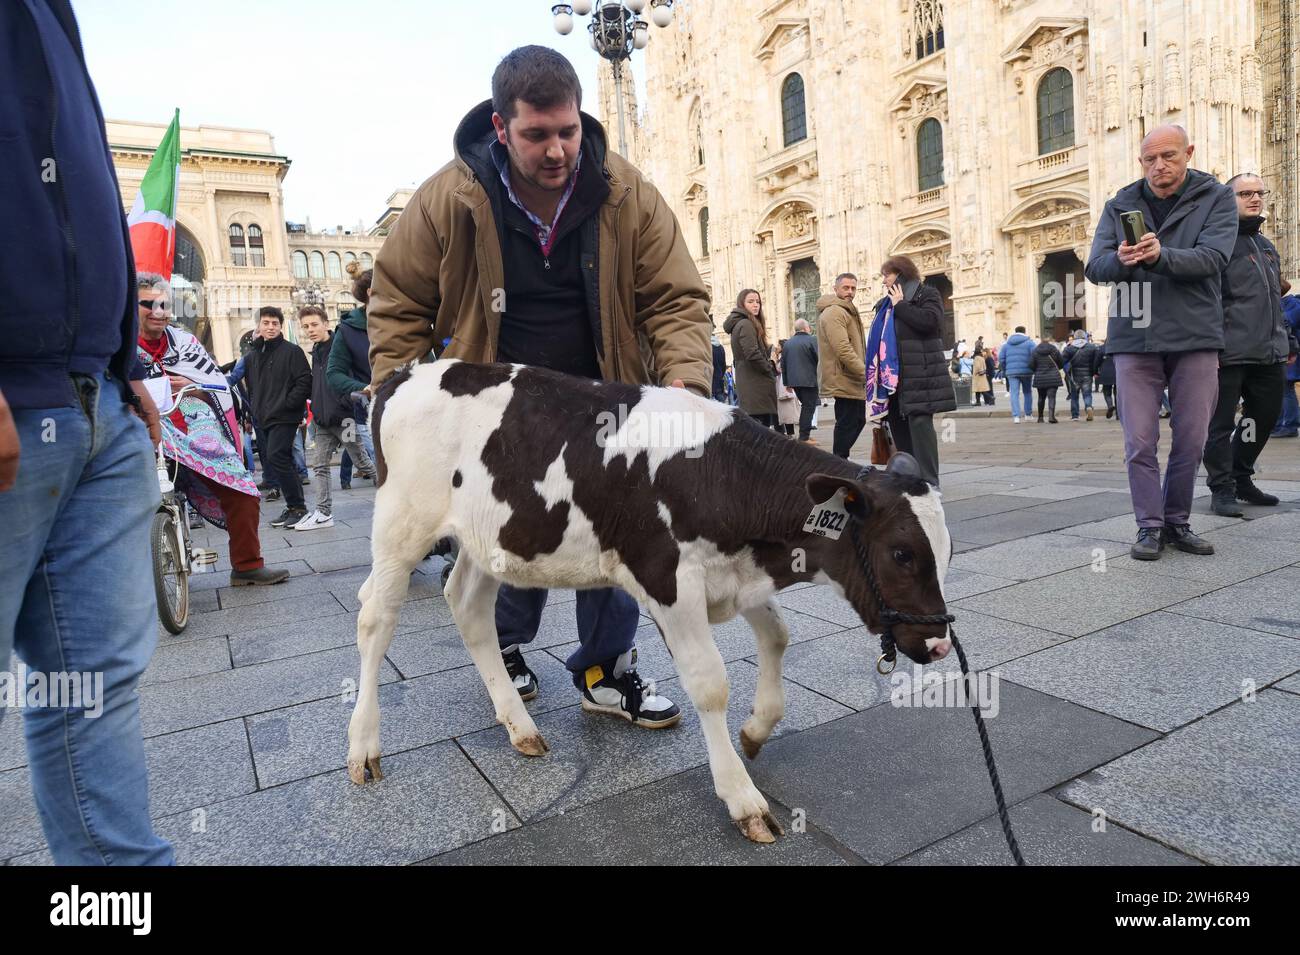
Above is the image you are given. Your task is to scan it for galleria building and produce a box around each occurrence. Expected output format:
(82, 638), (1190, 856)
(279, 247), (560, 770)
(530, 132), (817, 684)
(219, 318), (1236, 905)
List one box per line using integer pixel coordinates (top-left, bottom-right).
(596, 0), (1300, 347)
(111, 0), (1300, 363)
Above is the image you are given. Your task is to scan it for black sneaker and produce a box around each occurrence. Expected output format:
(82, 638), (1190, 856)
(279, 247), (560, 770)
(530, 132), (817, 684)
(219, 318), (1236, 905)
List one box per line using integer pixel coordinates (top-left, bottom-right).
(502, 646), (538, 701)
(1236, 481), (1279, 507)
(340, 482), (351, 491)
(579, 649), (681, 729)
(1130, 528), (1163, 560)
(1210, 489), (1244, 517)
(271, 506), (308, 528)
(1161, 523), (1215, 555)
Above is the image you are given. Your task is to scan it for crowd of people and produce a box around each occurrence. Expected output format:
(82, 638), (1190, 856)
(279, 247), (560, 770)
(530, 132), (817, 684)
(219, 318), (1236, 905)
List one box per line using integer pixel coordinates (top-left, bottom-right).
(1, 3), (1298, 867)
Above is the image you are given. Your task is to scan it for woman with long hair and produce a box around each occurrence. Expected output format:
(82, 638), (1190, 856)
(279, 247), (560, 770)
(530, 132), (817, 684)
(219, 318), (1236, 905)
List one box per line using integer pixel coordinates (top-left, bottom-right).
(722, 288), (779, 428)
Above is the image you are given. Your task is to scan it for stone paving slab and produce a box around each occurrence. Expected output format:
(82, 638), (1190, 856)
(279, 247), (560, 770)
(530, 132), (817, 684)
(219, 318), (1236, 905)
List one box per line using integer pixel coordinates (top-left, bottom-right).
(457, 660), (852, 822)
(940, 493), (1055, 523)
(229, 612), (378, 668)
(939, 567), (1019, 600)
(779, 609), (1068, 712)
(950, 532), (1126, 581)
(426, 765), (852, 865)
(0, 767), (43, 858)
(1201, 508), (1300, 543)
(267, 538), (379, 574)
(998, 483), (1127, 501)
(1163, 566), (1300, 639)
(138, 645), (400, 738)
(895, 794), (1201, 866)
(774, 584), (860, 627)
(1106, 535), (1300, 586)
(141, 637), (232, 686)
(1058, 511), (1242, 544)
(1060, 691), (1300, 865)
(947, 494), (1135, 546)
(953, 566), (1212, 638)
(147, 741), (518, 865)
(245, 651), (572, 788)
(0, 711), (24, 772)
(188, 559), (314, 594)
(179, 591), (351, 640)
(995, 612), (1300, 732)
(383, 624), (476, 679)
(1276, 673), (1300, 694)
(746, 682), (1158, 864)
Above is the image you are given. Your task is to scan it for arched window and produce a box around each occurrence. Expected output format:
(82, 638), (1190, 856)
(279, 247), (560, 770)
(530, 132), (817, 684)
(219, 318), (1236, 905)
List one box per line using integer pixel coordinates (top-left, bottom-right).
(247, 224), (265, 267)
(916, 118), (944, 191)
(699, 207), (709, 258)
(1037, 67), (1075, 154)
(292, 250), (309, 279)
(360, 252), (373, 269)
(344, 251), (357, 268)
(327, 251), (342, 279)
(309, 250), (326, 279)
(228, 224), (246, 267)
(912, 0), (945, 60)
(781, 73), (807, 148)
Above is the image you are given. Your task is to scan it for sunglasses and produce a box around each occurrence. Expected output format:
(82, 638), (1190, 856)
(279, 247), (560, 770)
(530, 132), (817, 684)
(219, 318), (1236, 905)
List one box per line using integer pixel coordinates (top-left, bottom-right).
(138, 298), (169, 311)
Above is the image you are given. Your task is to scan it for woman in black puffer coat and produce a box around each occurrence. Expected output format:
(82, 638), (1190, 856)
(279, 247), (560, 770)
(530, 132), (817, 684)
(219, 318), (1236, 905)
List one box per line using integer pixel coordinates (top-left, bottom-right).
(875, 254), (956, 485)
(1031, 337), (1064, 423)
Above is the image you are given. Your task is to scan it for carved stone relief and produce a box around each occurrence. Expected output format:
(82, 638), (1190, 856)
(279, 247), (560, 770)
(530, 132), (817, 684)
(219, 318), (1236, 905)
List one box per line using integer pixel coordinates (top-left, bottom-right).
(1163, 43), (1183, 113)
(1104, 66), (1121, 130)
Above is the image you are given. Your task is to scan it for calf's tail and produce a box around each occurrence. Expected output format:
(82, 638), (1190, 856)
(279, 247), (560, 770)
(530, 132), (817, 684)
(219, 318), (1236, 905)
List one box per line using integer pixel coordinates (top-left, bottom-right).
(369, 364), (415, 488)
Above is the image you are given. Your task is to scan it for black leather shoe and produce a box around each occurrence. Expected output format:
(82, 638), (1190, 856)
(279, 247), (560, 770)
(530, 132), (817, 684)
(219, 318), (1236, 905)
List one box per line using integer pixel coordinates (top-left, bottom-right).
(1211, 489), (1244, 517)
(1130, 528), (1163, 560)
(230, 567), (290, 586)
(1161, 524), (1215, 555)
(1236, 481), (1279, 506)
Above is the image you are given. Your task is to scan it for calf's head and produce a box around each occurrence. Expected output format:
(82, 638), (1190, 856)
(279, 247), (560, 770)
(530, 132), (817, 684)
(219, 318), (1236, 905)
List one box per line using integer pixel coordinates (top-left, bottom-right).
(806, 453), (952, 666)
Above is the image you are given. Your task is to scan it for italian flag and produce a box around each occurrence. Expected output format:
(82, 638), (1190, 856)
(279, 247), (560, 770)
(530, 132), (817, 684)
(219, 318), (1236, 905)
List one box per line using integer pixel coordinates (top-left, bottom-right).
(127, 109), (181, 277)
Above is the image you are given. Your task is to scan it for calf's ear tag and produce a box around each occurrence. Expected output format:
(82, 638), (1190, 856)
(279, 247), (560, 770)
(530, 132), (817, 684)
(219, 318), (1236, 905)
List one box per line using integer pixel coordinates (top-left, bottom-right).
(803, 488), (850, 540)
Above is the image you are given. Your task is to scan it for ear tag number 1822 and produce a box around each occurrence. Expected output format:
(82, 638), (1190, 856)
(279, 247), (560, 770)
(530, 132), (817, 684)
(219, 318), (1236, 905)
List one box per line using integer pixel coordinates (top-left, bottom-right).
(803, 488), (849, 540)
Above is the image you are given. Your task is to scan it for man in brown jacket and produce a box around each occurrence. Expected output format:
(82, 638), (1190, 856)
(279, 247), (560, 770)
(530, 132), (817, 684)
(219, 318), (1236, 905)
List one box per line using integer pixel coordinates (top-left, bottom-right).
(816, 273), (867, 457)
(367, 46), (713, 728)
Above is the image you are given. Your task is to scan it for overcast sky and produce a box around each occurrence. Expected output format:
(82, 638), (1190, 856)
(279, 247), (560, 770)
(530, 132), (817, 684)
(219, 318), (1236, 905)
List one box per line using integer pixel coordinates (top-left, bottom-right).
(73, 0), (629, 230)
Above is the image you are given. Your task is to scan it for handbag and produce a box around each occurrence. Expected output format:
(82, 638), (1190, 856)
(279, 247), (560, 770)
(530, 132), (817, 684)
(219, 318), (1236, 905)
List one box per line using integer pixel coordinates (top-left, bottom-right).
(870, 421), (896, 465)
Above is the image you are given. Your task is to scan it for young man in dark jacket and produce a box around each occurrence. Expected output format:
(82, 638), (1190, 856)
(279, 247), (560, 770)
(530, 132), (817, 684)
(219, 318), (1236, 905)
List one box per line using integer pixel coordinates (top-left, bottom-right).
(1062, 329), (1099, 421)
(328, 262), (377, 489)
(0, 0), (172, 865)
(243, 306), (312, 527)
(1084, 124), (1237, 560)
(1203, 174), (1292, 516)
(295, 307), (376, 530)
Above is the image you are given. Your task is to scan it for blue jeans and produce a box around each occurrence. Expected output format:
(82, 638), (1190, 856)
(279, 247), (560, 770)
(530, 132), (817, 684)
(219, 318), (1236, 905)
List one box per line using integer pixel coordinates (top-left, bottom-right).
(0, 373), (173, 864)
(1274, 381), (1299, 433)
(339, 421), (375, 486)
(1069, 383), (1094, 418)
(1008, 375), (1033, 419)
(496, 585), (640, 686)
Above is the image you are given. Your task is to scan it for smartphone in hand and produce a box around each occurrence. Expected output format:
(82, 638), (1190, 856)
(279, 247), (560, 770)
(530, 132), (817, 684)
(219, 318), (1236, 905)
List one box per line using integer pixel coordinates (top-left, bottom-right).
(1121, 210), (1148, 247)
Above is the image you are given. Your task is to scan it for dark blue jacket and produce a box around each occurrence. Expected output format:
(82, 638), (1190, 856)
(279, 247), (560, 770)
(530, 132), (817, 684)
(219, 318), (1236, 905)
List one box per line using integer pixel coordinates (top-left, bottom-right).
(779, 330), (819, 389)
(1282, 295), (1300, 383)
(1, 0), (142, 410)
(999, 333), (1035, 377)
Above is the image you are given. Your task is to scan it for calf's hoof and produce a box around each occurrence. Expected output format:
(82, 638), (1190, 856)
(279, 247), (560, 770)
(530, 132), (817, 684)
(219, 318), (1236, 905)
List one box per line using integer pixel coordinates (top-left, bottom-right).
(512, 732), (550, 757)
(739, 726), (765, 760)
(347, 755), (383, 785)
(735, 811), (784, 844)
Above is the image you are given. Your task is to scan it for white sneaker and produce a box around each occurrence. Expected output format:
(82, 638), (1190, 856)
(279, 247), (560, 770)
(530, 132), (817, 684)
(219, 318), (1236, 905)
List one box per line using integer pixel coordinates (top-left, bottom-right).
(294, 510), (335, 531)
(579, 648), (681, 728)
(1013, 416), (1021, 423)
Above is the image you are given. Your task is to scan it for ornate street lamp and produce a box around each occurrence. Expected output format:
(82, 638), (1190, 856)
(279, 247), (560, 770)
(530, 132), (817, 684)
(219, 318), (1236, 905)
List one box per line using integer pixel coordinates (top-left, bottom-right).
(551, 0), (676, 156)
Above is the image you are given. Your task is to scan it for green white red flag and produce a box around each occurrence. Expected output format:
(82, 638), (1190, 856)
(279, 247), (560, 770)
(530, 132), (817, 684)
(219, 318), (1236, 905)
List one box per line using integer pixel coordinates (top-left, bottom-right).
(127, 109), (181, 277)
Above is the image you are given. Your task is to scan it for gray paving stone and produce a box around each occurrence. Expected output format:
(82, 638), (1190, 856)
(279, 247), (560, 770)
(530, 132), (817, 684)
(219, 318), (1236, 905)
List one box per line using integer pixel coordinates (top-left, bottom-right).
(948, 494), (1134, 546)
(188, 559), (314, 593)
(229, 612), (378, 668)
(138, 645), (399, 737)
(1275, 673), (1300, 695)
(150, 741), (517, 865)
(0, 766), (42, 859)
(328, 567), (443, 613)
(396, 596), (457, 633)
(776, 584), (860, 627)
(1059, 512), (1241, 544)
(953, 566), (1211, 638)
(1164, 566), (1300, 639)
(426, 765), (852, 865)
(995, 612), (1300, 731)
(951, 532), (1126, 581)
(141, 637), (231, 686)
(1060, 691), (1300, 864)
(0, 709), (23, 771)
(384, 624), (474, 678)
(180, 591), (350, 640)
(941, 567), (1018, 600)
(458, 660), (852, 822)
(1107, 536), (1300, 585)
(780, 609), (1069, 711)
(143, 720), (259, 817)
(245, 651), (571, 788)
(895, 794), (1200, 866)
(273, 538), (378, 573)
(276, 521), (373, 546)
(747, 682), (1158, 863)
(940, 494), (1051, 522)
(999, 483), (1128, 501)
(936, 481), (1038, 502)
(1202, 508), (1300, 543)
(942, 466), (1074, 487)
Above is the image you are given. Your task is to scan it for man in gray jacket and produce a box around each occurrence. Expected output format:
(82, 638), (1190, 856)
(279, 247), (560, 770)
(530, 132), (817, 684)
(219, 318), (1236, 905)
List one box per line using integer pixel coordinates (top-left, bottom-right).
(781, 318), (819, 442)
(1084, 125), (1237, 561)
(1203, 173), (1291, 516)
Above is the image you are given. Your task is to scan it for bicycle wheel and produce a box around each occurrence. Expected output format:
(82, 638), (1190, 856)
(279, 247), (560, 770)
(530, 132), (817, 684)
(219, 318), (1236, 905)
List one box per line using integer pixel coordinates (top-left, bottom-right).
(151, 510), (190, 634)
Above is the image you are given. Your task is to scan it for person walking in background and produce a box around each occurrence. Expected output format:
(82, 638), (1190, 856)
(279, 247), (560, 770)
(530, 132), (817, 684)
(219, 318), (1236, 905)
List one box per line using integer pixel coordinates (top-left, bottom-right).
(773, 339), (799, 436)
(242, 306), (312, 529)
(0, 0), (172, 864)
(1032, 335), (1063, 423)
(781, 317), (820, 443)
(723, 289), (779, 428)
(295, 306), (377, 531)
(1062, 329), (1099, 421)
(710, 326), (727, 402)
(999, 325), (1036, 423)
(874, 254), (954, 485)
(971, 345), (994, 405)
(1084, 123), (1237, 560)
(817, 273), (867, 457)
(1272, 285), (1300, 438)
(1096, 344), (1118, 419)
(1203, 173), (1291, 517)
(329, 261), (379, 490)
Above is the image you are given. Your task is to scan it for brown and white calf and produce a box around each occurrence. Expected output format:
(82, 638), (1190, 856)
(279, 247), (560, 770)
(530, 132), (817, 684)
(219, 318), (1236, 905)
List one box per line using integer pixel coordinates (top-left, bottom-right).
(350, 360), (952, 843)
